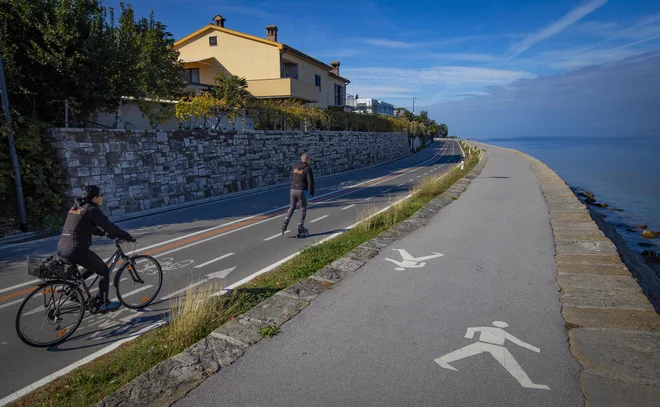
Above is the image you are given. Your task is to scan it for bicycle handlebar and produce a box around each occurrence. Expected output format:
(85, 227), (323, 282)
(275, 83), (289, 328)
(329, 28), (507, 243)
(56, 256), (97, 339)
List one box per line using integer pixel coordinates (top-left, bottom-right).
(106, 235), (137, 244)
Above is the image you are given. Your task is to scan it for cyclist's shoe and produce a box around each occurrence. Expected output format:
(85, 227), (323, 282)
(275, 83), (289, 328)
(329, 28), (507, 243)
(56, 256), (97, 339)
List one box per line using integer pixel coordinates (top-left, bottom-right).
(99, 301), (121, 313)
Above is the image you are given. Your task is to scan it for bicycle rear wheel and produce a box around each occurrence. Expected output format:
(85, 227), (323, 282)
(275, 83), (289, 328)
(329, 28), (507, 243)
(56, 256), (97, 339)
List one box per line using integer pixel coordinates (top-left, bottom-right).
(15, 280), (85, 347)
(115, 255), (163, 308)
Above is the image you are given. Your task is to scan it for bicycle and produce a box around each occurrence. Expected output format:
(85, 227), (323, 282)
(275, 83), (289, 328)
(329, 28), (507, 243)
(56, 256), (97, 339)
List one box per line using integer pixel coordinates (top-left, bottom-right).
(15, 236), (163, 347)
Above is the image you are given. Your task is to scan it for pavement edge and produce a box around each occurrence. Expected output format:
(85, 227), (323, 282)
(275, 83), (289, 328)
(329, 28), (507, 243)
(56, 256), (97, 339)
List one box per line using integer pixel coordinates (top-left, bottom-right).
(513, 150), (660, 407)
(93, 146), (488, 407)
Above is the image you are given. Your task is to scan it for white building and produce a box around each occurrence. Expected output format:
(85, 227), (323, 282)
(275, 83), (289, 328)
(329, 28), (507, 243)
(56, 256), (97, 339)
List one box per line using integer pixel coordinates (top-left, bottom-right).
(354, 98), (395, 116)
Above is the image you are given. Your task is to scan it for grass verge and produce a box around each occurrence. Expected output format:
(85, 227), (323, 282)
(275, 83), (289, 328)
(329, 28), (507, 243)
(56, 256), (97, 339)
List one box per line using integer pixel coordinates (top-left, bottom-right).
(10, 141), (480, 407)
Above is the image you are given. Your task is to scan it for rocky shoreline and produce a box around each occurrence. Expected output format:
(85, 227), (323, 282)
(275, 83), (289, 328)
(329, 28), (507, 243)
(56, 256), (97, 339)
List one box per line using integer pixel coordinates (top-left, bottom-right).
(573, 187), (660, 312)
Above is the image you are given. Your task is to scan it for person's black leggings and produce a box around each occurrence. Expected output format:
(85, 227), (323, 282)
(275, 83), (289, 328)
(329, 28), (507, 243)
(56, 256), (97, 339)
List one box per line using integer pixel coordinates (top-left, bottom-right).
(285, 189), (308, 225)
(58, 247), (111, 301)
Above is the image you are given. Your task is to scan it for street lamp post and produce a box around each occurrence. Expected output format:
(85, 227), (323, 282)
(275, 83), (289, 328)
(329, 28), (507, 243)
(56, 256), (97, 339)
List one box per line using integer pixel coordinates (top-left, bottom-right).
(412, 97), (417, 137)
(0, 55), (27, 231)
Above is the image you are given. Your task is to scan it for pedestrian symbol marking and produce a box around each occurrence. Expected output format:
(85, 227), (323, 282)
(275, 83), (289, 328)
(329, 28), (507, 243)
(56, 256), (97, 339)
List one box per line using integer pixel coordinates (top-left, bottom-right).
(384, 249), (444, 271)
(434, 321), (550, 390)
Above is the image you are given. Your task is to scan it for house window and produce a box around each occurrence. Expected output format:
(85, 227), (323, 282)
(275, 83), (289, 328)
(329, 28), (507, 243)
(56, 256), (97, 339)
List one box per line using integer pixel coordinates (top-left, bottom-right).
(182, 68), (200, 84)
(283, 62), (298, 80)
(315, 74), (321, 91)
(334, 84), (344, 106)
(209, 36), (217, 46)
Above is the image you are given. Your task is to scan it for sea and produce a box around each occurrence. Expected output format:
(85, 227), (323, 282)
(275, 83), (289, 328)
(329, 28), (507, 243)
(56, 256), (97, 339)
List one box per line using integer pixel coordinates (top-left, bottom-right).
(479, 136), (660, 256)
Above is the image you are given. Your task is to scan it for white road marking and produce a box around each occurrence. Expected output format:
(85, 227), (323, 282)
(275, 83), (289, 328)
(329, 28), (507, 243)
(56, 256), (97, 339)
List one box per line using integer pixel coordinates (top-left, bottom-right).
(193, 253), (234, 269)
(160, 267), (236, 300)
(385, 249), (444, 271)
(435, 321), (550, 390)
(264, 231), (289, 241)
(366, 197), (373, 201)
(0, 298), (23, 310)
(397, 183), (405, 187)
(310, 215), (329, 223)
(0, 280), (40, 295)
(382, 189), (392, 194)
(109, 285), (153, 302)
(0, 321), (165, 407)
(341, 204), (356, 210)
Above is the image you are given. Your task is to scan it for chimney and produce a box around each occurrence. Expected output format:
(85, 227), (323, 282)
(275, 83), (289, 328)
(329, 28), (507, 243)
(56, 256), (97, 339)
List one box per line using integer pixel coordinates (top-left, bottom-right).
(266, 25), (278, 42)
(213, 14), (226, 27)
(331, 60), (340, 76)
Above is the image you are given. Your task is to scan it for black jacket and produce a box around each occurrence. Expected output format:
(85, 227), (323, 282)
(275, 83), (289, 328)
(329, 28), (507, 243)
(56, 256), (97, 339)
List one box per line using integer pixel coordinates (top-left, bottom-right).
(290, 161), (315, 195)
(58, 200), (133, 250)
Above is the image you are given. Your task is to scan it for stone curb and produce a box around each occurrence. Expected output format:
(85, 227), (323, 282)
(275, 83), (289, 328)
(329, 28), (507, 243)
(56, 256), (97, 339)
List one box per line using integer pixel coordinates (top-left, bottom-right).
(94, 146), (488, 407)
(512, 149), (660, 407)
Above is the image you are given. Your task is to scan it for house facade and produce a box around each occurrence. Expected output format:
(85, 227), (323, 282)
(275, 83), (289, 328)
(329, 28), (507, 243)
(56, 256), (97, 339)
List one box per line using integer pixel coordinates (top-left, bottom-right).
(355, 98), (396, 116)
(174, 16), (351, 109)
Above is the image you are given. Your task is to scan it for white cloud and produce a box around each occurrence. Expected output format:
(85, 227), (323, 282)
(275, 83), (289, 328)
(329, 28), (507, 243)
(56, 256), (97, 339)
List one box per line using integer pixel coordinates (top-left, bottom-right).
(414, 53), (498, 62)
(506, 0), (608, 61)
(357, 38), (418, 48)
(349, 85), (419, 99)
(343, 66), (535, 86)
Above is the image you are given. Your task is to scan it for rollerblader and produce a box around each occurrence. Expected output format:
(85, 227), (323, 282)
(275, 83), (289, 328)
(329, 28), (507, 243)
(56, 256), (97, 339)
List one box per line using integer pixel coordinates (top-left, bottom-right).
(282, 152), (315, 238)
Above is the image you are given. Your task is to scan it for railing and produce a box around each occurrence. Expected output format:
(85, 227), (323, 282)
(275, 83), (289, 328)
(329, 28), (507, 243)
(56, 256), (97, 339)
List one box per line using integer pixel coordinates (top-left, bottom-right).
(328, 92), (355, 108)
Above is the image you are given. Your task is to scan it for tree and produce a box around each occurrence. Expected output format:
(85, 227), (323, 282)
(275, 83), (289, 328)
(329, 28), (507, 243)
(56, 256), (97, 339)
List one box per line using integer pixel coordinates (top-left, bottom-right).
(213, 73), (250, 128)
(438, 123), (449, 137)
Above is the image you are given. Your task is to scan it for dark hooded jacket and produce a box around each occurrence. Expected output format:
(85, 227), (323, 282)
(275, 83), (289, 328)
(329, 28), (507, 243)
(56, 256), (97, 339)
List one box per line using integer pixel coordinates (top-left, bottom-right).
(290, 161), (314, 195)
(58, 199), (133, 250)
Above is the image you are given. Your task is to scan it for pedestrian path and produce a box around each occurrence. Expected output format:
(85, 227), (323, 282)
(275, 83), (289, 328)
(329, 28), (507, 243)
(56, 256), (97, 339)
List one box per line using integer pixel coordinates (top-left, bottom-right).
(175, 144), (584, 406)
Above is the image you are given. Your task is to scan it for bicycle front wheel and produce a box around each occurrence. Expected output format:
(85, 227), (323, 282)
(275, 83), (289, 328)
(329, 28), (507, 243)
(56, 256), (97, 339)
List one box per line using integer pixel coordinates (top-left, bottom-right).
(15, 281), (85, 347)
(115, 255), (163, 308)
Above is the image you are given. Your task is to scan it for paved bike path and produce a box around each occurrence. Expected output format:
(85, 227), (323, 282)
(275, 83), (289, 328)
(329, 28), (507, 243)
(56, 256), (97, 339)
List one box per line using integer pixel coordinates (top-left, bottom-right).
(176, 144), (584, 406)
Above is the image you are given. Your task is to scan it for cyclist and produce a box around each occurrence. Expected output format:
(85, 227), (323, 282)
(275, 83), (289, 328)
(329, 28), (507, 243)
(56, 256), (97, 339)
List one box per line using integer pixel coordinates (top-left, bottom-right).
(282, 152), (315, 236)
(57, 185), (134, 312)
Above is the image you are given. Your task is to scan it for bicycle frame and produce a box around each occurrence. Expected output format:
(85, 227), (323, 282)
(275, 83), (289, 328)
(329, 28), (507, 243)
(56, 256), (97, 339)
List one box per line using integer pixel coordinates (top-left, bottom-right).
(80, 241), (134, 298)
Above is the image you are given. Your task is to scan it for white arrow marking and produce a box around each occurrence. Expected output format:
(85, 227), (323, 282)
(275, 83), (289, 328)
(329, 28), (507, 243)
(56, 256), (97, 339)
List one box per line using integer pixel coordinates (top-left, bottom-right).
(194, 253), (234, 269)
(159, 267), (236, 301)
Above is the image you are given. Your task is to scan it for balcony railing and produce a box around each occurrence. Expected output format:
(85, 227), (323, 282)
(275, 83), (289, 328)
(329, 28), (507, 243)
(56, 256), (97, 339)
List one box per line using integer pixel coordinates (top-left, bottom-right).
(328, 92), (355, 108)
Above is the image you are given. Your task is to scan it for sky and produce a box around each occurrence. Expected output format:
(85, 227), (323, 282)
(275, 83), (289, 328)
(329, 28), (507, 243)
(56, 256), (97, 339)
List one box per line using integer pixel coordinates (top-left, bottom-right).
(105, 0), (660, 138)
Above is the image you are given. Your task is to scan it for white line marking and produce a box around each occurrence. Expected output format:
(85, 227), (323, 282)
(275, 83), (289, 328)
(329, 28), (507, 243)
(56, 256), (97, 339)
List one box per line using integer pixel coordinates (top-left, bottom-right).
(160, 267), (236, 300)
(366, 197), (373, 201)
(409, 179), (414, 182)
(310, 215), (329, 223)
(0, 280), (40, 295)
(193, 253), (234, 269)
(109, 285), (153, 302)
(0, 298), (23, 310)
(160, 280), (209, 301)
(264, 231), (289, 241)
(397, 183), (405, 187)
(382, 189), (392, 194)
(0, 321), (164, 407)
(341, 204), (356, 210)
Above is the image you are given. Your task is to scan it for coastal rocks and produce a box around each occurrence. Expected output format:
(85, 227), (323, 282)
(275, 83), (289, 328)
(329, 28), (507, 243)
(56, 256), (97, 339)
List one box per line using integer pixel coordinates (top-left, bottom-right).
(642, 230), (660, 239)
(642, 250), (660, 262)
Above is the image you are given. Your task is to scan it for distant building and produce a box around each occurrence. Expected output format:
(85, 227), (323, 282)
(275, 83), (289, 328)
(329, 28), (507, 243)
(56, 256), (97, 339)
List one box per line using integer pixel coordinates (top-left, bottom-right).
(354, 98), (395, 116)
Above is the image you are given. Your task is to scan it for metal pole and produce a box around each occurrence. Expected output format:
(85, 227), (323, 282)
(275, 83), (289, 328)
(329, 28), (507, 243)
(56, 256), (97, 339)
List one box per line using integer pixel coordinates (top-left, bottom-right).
(0, 56), (28, 230)
(412, 97), (417, 137)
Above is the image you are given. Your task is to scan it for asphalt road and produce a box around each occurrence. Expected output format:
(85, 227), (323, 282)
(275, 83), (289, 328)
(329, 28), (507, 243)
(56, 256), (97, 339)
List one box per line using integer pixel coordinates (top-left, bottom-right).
(0, 140), (459, 403)
(175, 143), (584, 407)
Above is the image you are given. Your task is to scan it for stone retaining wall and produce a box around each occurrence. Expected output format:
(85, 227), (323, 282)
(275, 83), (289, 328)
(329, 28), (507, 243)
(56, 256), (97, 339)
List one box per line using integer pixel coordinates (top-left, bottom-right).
(49, 129), (410, 216)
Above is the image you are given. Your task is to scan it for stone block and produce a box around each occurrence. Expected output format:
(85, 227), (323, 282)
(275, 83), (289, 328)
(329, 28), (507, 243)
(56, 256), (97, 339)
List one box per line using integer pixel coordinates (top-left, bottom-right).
(556, 254), (623, 266)
(96, 336), (243, 407)
(561, 287), (654, 310)
(557, 274), (642, 292)
(276, 278), (330, 301)
(555, 240), (619, 256)
(570, 328), (660, 382)
(346, 244), (380, 262)
(582, 371), (660, 407)
(562, 306), (660, 331)
(239, 294), (308, 327)
(314, 265), (347, 282)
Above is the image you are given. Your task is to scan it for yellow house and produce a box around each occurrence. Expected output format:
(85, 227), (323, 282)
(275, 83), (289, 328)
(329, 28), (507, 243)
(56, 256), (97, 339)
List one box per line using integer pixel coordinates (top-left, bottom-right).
(174, 15), (351, 109)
